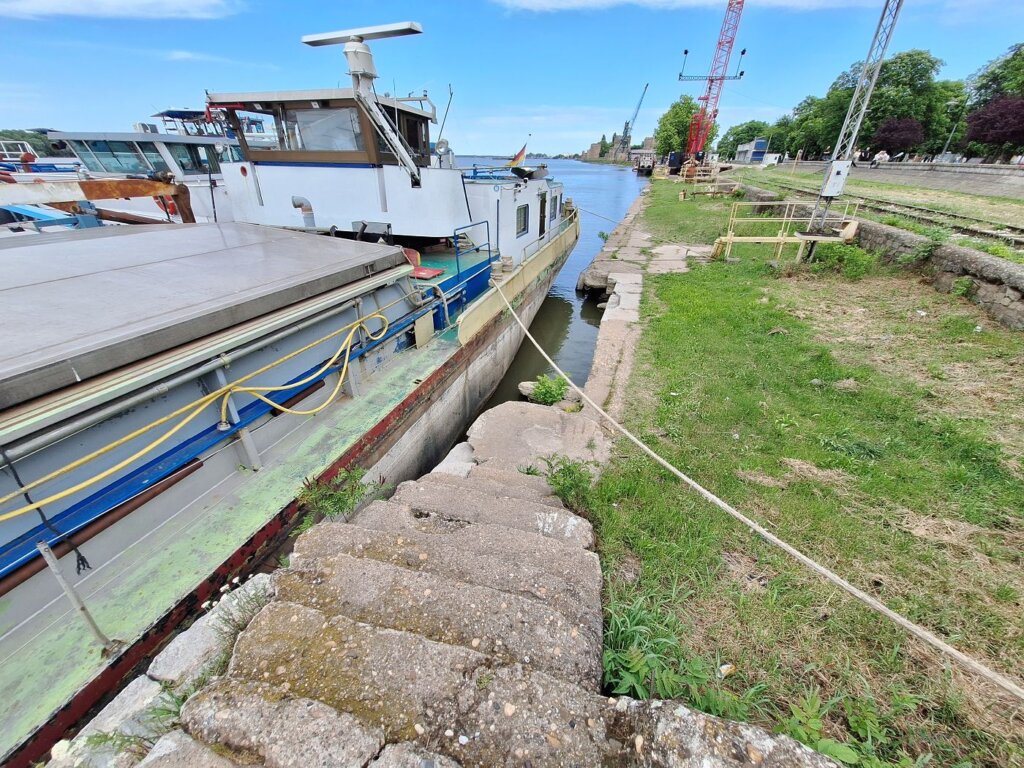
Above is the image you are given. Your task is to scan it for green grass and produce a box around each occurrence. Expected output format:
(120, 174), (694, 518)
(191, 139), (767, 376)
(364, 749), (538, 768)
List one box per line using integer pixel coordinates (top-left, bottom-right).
(587, 182), (1024, 767)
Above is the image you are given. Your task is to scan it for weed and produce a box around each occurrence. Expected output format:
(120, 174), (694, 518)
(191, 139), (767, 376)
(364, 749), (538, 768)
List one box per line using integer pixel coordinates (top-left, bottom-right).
(530, 374), (569, 406)
(898, 227), (949, 267)
(810, 243), (878, 281)
(598, 230), (610, 242)
(210, 577), (274, 641)
(517, 463), (542, 476)
(950, 277), (975, 298)
(84, 731), (151, 758)
(541, 455), (593, 513)
(297, 467), (382, 525)
(276, 554), (290, 569)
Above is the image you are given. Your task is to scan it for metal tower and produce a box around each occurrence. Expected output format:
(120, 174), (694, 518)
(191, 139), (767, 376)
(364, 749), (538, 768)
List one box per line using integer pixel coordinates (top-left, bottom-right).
(679, 0), (746, 158)
(807, 0), (904, 232)
(618, 83), (650, 154)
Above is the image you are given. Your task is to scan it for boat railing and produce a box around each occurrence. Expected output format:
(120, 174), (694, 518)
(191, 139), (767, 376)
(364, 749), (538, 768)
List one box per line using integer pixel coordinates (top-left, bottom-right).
(453, 220), (493, 276)
(520, 210), (576, 261)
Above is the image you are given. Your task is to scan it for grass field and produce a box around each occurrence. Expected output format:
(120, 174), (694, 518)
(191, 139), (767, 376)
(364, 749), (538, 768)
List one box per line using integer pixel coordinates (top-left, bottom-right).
(726, 167), (1024, 266)
(582, 181), (1024, 767)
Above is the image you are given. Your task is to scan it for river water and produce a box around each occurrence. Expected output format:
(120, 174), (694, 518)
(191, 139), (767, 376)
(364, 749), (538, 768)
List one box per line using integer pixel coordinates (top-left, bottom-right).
(460, 157), (648, 409)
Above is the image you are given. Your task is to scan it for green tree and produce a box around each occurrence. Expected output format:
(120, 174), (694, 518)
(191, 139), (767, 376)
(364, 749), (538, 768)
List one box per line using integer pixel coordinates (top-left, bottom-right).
(599, 134), (610, 157)
(0, 129), (53, 157)
(653, 96), (717, 156)
(767, 115), (794, 155)
(969, 43), (1024, 108)
(715, 120), (769, 159)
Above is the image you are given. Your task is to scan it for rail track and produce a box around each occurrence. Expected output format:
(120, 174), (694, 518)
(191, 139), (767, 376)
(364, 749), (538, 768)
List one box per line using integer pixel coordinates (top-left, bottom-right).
(734, 175), (1024, 247)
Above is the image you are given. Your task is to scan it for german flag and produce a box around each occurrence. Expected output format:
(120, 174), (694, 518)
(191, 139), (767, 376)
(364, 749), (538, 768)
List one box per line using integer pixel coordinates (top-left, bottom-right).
(506, 143), (527, 168)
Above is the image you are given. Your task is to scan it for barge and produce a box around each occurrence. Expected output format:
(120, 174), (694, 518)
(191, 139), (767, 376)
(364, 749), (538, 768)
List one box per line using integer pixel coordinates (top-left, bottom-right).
(0, 21), (579, 765)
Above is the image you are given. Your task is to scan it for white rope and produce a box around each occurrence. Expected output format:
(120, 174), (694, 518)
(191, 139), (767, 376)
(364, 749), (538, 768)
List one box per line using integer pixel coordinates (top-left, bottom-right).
(492, 281), (1024, 704)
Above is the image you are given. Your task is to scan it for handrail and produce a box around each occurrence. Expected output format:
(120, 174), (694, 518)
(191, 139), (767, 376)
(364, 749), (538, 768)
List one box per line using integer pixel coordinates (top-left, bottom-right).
(453, 220), (492, 276)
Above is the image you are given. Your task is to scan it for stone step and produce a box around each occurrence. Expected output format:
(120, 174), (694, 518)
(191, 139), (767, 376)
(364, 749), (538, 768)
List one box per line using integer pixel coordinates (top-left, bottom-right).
(226, 601), (486, 741)
(420, 469), (563, 507)
(291, 522), (602, 634)
(136, 731), (237, 768)
(182, 677), (384, 767)
(388, 482), (594, 549)
(276, 553), (601, 687)
(466, 401), (610, 468)
(467, 464), (554, 495)
(196, 606), (835, 767)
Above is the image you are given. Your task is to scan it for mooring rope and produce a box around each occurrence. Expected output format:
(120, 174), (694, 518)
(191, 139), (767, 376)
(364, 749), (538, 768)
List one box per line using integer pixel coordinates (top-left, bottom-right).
(575, 206), (626, 225)
(492, 280), (1024, 704)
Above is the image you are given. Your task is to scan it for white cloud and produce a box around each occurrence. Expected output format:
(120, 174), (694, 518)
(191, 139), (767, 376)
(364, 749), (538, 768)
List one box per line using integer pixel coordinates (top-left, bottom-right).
(492, 0), (878, 9)
(165, 50), (233, 64)
(0, 0), (240, 19)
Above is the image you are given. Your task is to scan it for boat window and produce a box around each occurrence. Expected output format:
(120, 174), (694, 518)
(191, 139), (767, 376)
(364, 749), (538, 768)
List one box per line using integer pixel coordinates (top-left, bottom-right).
(285, 108), (364, 152)
(165, 143), (220, 175)
(516, 204), (529, 237)
(135, 142), (170, 172)
(550, 195), (558, 221)
(67, 139), (103, 172)
(84, 140), (149, 173)
(216, 145), (245, 163)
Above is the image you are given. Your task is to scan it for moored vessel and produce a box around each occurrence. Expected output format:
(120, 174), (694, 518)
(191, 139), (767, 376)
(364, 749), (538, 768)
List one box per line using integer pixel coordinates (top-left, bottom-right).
(0, 21), (579, 766)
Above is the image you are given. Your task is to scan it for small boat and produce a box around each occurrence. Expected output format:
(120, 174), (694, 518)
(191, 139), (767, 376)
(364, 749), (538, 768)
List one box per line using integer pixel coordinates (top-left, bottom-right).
(0, 20), (579, 766)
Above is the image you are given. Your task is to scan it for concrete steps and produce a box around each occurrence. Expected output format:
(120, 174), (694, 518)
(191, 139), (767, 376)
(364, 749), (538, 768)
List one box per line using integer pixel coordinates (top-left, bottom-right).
(274, 552), (602, 686)
(290, 522), (602, 634)
(76, 402), (834, 767)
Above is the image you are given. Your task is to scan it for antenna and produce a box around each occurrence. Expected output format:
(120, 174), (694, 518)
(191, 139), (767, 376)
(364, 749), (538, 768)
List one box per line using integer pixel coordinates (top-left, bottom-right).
(302, 21), (422, 46)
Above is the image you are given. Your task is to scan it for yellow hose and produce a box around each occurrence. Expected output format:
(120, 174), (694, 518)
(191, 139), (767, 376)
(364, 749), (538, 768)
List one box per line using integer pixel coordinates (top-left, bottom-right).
(0, 310), (391, 522)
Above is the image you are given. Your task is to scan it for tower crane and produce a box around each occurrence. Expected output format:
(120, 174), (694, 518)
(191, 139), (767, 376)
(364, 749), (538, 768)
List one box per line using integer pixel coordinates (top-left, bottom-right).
(618, 83), (649, 154)
(679, 0), (747, 160)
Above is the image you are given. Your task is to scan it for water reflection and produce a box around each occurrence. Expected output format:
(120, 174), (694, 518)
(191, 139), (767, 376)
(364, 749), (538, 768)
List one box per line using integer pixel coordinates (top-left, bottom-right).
(470, 157), (647, 410)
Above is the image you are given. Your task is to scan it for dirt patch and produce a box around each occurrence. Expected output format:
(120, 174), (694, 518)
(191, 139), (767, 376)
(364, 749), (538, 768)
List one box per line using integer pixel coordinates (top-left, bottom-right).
(721, 551), (771, 592)
(780, 458), (851, 488)
(736, 469), (789, 489)
(900, 511), (989, 547)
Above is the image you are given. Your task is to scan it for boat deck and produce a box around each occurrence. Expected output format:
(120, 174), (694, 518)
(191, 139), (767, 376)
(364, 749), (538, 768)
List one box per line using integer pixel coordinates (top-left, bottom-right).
(0, 223), (407, 409)
(0, 329), (461, 760)
(416, 246), (493, 287)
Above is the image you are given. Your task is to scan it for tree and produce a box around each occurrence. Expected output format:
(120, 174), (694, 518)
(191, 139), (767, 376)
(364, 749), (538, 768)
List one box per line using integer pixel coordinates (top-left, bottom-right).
(969, 44), (1024, 109)
(965, 97), (1024, 160)
(599, 134), (610, 157)
(871, 118), (925, 154)
(715, 120), (770, 159)
(653, 96), (717, 156)
(768, 115), (794, 156)
(0, 129), (53, 157)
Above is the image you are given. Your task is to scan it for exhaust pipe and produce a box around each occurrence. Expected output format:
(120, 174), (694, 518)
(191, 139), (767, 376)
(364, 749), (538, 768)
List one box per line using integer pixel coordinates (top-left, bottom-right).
(291, 196), (316, 228)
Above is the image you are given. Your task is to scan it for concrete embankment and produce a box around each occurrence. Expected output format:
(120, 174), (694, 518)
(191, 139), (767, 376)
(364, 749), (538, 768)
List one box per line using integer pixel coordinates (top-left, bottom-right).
(740, 183), (1024, 330)
(49, 396), (835, 767)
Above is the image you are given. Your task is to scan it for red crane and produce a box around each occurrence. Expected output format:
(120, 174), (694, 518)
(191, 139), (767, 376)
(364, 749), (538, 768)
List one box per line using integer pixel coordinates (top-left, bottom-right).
(680, 0), (746, 159)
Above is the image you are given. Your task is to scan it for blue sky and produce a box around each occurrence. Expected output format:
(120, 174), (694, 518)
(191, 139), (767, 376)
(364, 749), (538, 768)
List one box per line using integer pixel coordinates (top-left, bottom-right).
(3, 0), (1021, 155)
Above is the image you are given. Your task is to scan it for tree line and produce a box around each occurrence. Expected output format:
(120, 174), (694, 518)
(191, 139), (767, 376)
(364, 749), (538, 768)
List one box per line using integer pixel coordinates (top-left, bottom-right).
(707, 44), (1023, 163)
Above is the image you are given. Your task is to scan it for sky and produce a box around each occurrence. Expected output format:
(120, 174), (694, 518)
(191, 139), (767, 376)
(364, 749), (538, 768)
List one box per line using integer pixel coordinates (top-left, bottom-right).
(3, 0), (1022, 155)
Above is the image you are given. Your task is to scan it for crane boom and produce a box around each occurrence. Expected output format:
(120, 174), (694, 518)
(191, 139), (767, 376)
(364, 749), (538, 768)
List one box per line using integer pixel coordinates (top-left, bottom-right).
(619, 83), (649, 152)
(686, 0), (745, 157)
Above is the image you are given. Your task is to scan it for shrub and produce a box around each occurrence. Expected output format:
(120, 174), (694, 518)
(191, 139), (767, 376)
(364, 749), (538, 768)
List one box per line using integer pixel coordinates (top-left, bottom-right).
(897, 227), (949, 267)
(531, 374), (569, 405)
(810, 243), (877, 280)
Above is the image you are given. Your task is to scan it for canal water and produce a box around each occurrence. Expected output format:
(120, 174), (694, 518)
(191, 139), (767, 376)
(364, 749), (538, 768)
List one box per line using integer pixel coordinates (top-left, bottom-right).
(463, 157), (647, 409)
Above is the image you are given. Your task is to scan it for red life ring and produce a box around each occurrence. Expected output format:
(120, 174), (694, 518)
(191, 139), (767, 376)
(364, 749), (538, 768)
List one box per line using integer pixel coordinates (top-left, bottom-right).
(154, 196), (179, 217)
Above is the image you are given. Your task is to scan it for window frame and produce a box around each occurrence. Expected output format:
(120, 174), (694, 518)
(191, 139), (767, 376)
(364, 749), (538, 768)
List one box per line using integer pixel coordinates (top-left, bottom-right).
(516, 204), (530, 238)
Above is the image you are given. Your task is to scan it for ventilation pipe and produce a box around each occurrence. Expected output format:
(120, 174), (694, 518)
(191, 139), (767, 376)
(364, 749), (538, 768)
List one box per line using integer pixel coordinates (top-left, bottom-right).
(291, 196), (316, 228)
